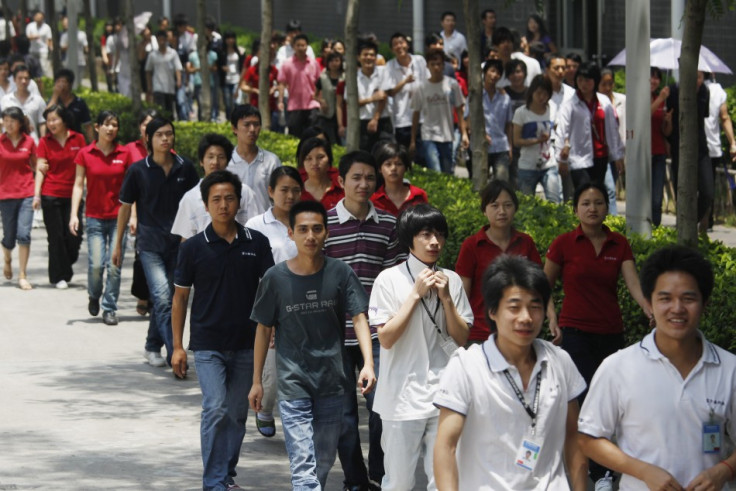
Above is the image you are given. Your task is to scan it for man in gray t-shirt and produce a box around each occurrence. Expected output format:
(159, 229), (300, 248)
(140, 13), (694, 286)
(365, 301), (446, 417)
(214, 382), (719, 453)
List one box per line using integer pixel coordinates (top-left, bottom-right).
(249, 201), (376, 490)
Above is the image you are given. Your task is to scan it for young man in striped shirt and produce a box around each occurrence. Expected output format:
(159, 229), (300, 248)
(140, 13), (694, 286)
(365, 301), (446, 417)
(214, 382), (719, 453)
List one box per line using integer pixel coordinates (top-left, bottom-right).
(324, 150), (405, 491)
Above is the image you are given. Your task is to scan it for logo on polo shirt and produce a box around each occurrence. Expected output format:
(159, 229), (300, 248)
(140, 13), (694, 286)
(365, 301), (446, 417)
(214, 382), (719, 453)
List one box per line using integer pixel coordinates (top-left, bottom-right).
(177, 177), (185, 182)
(306, 290), (318, 301)
(604, 256), (617, 261)
(241, 251), (256, 257)
(112, 159), (124, 164)
(71, 146), (81, 151)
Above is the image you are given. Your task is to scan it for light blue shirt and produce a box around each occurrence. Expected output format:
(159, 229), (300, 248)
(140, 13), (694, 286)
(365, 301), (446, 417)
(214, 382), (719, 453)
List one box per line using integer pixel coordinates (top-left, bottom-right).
(482, 89), (513, 153)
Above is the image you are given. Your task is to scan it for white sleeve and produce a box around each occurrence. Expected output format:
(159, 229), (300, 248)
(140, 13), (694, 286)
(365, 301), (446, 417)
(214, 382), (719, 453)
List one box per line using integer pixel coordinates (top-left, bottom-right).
(577, 354), (621, 439)
(434, 350), (472, 415)
(170, 194), (197, 239)
(556, 346), (586, 400)
(368, 270), (400, 327)
(236, 184), (265, 227)
(448, 270), (473, 324)
(604, 102), (625, 161)
(554, 100), (572, 162)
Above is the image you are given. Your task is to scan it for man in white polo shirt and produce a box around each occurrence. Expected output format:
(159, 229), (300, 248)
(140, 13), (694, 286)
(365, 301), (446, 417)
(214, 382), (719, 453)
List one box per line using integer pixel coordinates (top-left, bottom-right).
(578, 245), (736, 490)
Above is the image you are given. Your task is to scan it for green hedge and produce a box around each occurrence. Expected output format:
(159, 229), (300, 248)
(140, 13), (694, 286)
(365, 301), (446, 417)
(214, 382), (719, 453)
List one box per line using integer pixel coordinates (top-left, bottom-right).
(76, 89), (736, 353)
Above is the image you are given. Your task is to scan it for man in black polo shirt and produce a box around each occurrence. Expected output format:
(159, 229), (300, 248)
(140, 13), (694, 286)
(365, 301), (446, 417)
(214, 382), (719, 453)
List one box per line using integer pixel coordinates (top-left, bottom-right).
(112, 117), (199, 368)
(172, 170), (274, 491)
(46, 68), (93, 142)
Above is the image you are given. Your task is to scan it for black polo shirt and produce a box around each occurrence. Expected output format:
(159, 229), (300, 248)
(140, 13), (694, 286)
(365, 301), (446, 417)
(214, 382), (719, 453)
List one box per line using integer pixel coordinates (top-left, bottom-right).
(119, 154), (199, 254)
(174, 223), (274, 351)
(64, 95), (91, 134)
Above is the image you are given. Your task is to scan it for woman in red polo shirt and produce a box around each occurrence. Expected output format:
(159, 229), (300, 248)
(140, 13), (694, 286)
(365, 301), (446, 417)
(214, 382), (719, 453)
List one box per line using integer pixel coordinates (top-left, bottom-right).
(298, 137), (344, 210)
(33, 104), (86, 288)
(455, 180), (543, 344)
(544, 181), (650, 486)
(0, 106), (37, 290)
(70, 110), (132, 325)
(370, 141), (427, 217)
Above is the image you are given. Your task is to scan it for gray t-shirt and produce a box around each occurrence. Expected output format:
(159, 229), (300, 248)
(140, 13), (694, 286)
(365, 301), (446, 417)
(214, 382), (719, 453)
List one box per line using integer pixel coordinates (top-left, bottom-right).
(250, 257), (368, 400)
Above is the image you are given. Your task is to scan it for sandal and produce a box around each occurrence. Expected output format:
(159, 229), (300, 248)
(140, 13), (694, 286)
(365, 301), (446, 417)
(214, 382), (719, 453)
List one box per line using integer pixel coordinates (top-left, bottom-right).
(18, 277), (32, 290)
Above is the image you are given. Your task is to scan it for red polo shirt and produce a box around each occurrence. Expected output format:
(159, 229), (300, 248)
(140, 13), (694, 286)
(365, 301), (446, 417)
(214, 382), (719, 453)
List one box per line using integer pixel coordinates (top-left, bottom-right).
(370, 183), (428, 217)
(244, 63), (279, 111)
(546, 224), (634, 335)
(37, 130), (86, 198)
(455, 226), (541, 341)
(0, 133), (35, 199)
(74, 143), (132, 219)
(125, 139), (148, 163)
(298, 167), (345, 211)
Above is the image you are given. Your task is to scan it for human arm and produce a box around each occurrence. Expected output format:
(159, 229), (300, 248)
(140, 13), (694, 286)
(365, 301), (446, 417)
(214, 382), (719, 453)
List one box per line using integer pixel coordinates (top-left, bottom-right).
(579, 434), (684, 490)
(353, 313), (376, 394)
(459, 275), (471, 299)
(718, 102), (736, 162)
(565, 401), (588, 491)
(277, 82), (286, 112)
(111, 203), (132, 268)
(248, 323), (273, 412)
(171, 286), (190, 378)
(69, 165), (85, 236)
(684, 451), (736, 491)
(457, 104), (469, 149)
(376, 268), (434, 349)
(544, 258), (563, 343)
(435, 270), (470, 346)
(366, 90), (387, 133)
(433, 407), (465, 491)
(621, 259), (652, 320)
(386, 71), (415, 97)
(651, 86), (670, 114)
(336, 89), (345, 138)
(175, 69), (182, 89)
(32, 157), (47, 210)
(410, 110), (420, 156)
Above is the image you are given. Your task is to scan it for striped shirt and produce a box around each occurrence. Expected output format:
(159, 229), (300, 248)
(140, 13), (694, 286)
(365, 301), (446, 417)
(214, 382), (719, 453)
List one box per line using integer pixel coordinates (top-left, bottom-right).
(325, 199), (405, 344)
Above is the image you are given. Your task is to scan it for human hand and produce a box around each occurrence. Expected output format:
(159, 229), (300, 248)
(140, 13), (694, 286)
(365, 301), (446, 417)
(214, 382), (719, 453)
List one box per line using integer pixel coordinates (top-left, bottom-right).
(367, 118), (378, 133)
(641, 464), (684, 491)
(357, 365), (376, 395)
(248, 383), (264, 412)
(32, 196), (41, 211)
(111, 245), (122, 268)
(171, 348), (188, 379)
(684, 463), (730, 491)
(69, 216), (80, 236)
(558, 161), (569, 176)
(433, 271), (451, 302)
(413, 268), (436, 298)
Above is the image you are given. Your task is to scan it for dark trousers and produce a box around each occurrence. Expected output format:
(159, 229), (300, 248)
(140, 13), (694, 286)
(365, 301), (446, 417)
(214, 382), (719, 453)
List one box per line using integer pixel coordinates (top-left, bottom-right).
(562, 327), (624, 482)
(153, 92), (176, 119)
(41, 196), (82, 283)
(570, 157), (609, 189)
(287, 109), (318, 139)
(338, 339), (384, 487)
(670, 152), (714, 222)
(359, 117), (394, 153)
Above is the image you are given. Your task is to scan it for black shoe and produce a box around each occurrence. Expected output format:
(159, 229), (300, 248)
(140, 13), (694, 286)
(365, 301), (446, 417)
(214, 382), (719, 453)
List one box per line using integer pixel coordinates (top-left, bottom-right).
(102, 310), (118, 325)
(88, 298), (100, 317)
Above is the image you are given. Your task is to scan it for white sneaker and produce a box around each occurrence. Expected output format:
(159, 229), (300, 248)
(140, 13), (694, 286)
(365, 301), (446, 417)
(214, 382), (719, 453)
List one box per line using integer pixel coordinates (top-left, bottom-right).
(144, 350), (166, 367)
(594, 476), (613, 491)
(55, 280), (69, 289)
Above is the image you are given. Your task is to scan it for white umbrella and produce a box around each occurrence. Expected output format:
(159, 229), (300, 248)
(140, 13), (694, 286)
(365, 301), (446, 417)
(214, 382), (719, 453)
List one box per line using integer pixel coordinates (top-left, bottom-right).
(134, 11), (153, 35)
(608, 37), (732, 74)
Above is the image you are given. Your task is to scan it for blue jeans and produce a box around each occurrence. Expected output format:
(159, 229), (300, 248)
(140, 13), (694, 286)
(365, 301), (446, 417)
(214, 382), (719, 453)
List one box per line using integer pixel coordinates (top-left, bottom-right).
(222, 83), (237, 119)
(194, 349), (254, 491)
(280, 395), (344, 490)
(210, 83), (220, 122)
(0, 197), (33, 249)
(338, 339), (383, 487)
(176, 84), (190, 121)
(517, 166), (563, 204)
(140, 249), (177, 363)
(423, 141), (453, 174)
(604, 162), (618, 215)
(86, 217), (125, 313)
(652, 154), (667, 226)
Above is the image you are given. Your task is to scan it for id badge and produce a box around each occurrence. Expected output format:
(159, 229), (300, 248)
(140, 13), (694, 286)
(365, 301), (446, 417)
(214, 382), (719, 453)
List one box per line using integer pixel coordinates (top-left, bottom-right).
(515, 438), (542, 472)
(703, 423), (721, 454)
(440, 336), (459, 357)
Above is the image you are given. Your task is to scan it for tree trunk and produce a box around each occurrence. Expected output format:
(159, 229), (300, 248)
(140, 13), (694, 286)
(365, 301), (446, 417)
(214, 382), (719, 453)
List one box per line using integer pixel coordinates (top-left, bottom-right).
(677, 0), (707, 246)
(258, 0), (273, 129)
(83, 0), (97, 91)
(19, 1), (27, 29)
(462, 0), (488, 190)
(123, 0), (142, 114)
(344, 0), (360, 151)
(197, 0), (211, 121)
(3, 3), (12, 43)
(46, 0), (61, 76)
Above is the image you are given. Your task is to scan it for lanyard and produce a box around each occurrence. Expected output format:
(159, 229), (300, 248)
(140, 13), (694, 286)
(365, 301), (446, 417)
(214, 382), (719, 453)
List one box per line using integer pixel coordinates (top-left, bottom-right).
(503, 365), (544, 435)
(405, 260), (442, 335)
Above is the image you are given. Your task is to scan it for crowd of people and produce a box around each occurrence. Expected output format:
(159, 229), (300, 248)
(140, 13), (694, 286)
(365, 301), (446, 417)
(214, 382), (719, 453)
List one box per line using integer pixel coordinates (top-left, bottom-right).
(1, 6), (736, 491)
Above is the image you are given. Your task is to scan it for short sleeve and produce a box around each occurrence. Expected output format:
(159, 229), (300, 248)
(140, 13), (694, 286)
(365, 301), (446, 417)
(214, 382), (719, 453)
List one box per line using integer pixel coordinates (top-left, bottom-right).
(118, 165), (140, 205)
(173, 53), (183, 71)
(170, 193), (197, 239)
(36, 138), (48, 160)
(454, 235), (477, 278)
(410, 84), (423, 112)
(512, 106), (526, 127)
(173, 239), (195, 288)
(368, 270), (400, 326)
(451, 79), (464, 108)
(523, 234), (542, 265)
(621, 236), (634, 262)
(277, 63), (287, 84)
(434, 350), (472, 415)
(256, 233), (275, 278)
(344, 265), (369, 317)
(449, 271), (474, 324)
(250, 269), (280, 327)
(505, 97), (514, 122)
(77, 101), (91, 125)
(545, 233), (566, 265)
(577, 354), (620, 439)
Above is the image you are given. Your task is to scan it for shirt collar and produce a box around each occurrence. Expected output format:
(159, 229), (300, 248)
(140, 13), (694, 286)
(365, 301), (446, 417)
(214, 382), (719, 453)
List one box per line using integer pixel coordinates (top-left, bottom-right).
(202, 223), (251, 244)
(335, 199), (379, 224)
(572, 224), (617, 242)
(639, 329), (720, 365)
(482, 334), (550, 373)
(405, 252), (436, 278)
(232, 147), (263, 166)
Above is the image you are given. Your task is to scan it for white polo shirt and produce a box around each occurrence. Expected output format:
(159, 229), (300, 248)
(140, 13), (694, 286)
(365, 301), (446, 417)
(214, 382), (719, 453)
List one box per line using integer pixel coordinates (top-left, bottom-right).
(434, 336), (585, 490)
(245, 207), (296, 264)
(226, 147), (281, 211)
(171, 181), (264, 239)
(383, 55), (428, 128)
(578, 330), (736, 490)
(440, 30), (467, 64)
(370, 253), (473, 422)
(357, 66), (389, 121)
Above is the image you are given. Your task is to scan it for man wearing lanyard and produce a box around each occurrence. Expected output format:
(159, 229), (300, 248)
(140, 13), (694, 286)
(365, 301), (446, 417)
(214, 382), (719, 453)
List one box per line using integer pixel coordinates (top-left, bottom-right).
(369, 203), (472, 490)
(579, 246), (736, 490)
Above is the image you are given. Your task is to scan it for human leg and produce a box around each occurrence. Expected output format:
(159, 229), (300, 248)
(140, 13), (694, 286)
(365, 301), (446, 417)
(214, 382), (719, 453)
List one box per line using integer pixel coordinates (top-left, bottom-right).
(176, 84), (190, 121)
(651, 154), (667, 226)
(224, 349), (254, 483)
(85, 218), (106, 305)
(338, 345), (369, 489)
(14, 197), (33, 286)
(421, 416), (439, 491)
(423, 141), (442, 172)
(257, 347), (278, 436)
(697, 154), (715, 224)
(100, 219), (125, 314)
(42, 196), (71, 283)
(279, 398), (321, 490)
(380, 419), (427, 490)
(139, 249), (176, 364)
(312, 395), (345, 489)
(436, 141), (454, 174)
(604, 163), (618, 215)
(365, 338), (384, 484)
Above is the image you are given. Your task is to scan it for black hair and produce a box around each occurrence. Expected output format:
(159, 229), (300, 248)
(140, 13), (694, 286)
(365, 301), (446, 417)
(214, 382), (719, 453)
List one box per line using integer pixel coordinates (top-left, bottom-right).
(289, 200), (327, 229)
(397, 203), (448, 252)
(43, 104), (75, 129)
(481, 8), (496, 18)
(197, 133), (234, 162)
(12, 64), (29, 78)
(230, 104), (262, 128)
(600, 67), (614, 81)
(566, 53), (583, 64)
(480, 179), (518, 211)
(526, 74), (552, 108)
(155, 30), (168, 39)
(338, 150), (376, 179)
(296, 127), (327, 165)
(1, 106), (30, 134)
(298, 137), (333, 169)
(269, 165), (304, 190)
(482, 255), (551, 331)
(441, 11), (456, 21)
(200, 169), (242, 204)
(223, 30), (237, 41)
(505, 58), (527, 78)
(54, 68), (75, 86)
(373, 141), (410, 188)
(424, 32), (443, 48)
(651, 66), (663, 80)
(574, 61), (601, 89)
(425, 48), (446, 64)
(204, 18), (217, 32)
(138, 108), (160, 125)
(390, 32), (409, 47)
(492, 27), (513, 47)
(483, 58), (504, 78)
(286, 19), (302, 32)
(325, 51), (344, 70)
(0, 57), (7, 67)
(526, 14), (549, 40)
(144, 116), (175, 153)
(573, 181), (609, 210)
(293, 33), (309, 45)
(94, 110), (120, 142)
(547, 53), (566, 66)
(320, 38), (332, 52)
(173, 13), (189, 27)
(357, 38), (378, 56)
(639, 246), (714, 303)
